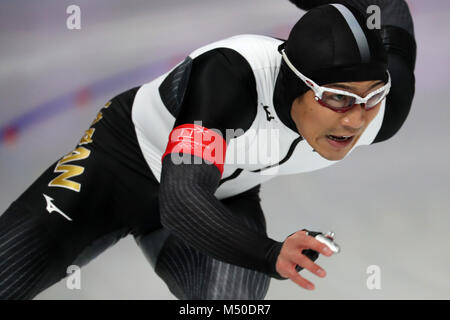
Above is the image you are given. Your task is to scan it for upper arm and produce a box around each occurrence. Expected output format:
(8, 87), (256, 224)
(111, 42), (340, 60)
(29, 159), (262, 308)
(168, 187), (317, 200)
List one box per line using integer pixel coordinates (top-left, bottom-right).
(161, 48), (258, 180)
(372, 26), (416, 144)
(156, 51), (283, 277)
(174, 47), (257, 142)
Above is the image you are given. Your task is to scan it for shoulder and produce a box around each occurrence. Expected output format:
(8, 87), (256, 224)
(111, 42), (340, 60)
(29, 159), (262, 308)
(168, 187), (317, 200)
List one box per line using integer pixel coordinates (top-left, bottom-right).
(174, 47), (258, 138)
(190, 46), (256, 91)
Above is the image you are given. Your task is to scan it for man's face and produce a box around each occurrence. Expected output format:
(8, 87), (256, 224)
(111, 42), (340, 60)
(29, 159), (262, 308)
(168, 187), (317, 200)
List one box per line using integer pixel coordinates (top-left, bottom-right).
(291, 80), (385, 161)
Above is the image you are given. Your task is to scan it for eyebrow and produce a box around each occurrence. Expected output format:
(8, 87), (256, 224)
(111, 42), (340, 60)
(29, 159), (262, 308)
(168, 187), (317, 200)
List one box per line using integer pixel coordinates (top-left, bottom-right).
(325, 80), (384, 92)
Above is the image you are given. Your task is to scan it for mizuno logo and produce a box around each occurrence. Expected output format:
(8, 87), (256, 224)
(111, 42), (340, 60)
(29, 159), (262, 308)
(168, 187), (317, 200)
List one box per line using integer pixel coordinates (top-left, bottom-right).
(43, 194), (72, 221)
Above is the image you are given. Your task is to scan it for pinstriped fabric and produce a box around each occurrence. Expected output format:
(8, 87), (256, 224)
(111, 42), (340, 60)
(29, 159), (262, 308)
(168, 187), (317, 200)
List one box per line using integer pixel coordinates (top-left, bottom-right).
(152, 155), (279, 298)
(158, 57), (193, 117)
(151, 188), (271, 300)
(221, 263), (231, 298)
(0, 252), (49, 299)
(1, 236), (43, 275)
(0, 215), (37, 249)
(0, 204), (52, 300)
(154, 233), (270, 300)
(0, 215), (31, 242)
(160, 253), (185, 297)
(159, 159), (283, 278)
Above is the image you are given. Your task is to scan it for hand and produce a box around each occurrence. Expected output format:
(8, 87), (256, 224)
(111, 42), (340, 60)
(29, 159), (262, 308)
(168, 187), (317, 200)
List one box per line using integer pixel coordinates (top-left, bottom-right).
(275, 230), (334, 290)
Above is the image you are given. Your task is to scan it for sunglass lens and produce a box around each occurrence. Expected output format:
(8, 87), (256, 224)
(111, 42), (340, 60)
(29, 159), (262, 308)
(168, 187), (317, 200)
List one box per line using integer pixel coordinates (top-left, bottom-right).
(366, 91), (386, 108)
(322, 92), (356, 109)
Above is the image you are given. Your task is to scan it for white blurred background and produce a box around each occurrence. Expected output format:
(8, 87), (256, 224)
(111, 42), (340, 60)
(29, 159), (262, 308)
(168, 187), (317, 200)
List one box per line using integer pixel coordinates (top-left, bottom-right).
(1, 0), (449, 299)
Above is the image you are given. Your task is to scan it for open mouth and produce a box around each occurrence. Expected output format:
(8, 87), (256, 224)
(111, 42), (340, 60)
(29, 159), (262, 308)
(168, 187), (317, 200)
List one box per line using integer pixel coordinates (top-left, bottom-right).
(326, 135), (354, 147)
(326, 135), (353, 142)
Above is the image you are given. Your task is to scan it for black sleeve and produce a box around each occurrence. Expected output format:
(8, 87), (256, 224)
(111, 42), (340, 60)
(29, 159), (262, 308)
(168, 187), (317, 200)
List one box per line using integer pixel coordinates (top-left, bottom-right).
(371, 1), (417, 143)
(173, 48), (258, 141)
(159, 156), (284, 279)
(288, 0), (415, 36)
(372, 26), (416, 143)
(158, 48), (285, 279)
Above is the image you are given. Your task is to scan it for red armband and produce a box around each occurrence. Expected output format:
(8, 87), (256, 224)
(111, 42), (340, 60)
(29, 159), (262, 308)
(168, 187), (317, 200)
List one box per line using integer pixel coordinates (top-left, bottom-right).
(162, 124), (227, 175)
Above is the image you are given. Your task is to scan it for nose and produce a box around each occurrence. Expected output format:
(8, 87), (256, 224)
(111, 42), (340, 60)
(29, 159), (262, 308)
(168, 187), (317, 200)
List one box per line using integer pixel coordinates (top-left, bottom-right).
(341, 104), (366, 132)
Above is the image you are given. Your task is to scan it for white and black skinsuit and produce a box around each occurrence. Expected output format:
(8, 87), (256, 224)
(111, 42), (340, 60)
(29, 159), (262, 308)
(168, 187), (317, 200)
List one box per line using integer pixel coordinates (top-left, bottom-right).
(0, 0), (416, 299)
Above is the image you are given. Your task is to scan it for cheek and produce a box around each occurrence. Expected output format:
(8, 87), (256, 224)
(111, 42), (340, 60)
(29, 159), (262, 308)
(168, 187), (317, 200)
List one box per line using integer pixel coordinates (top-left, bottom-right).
(292, 94), (336, 138)
(304, 104), (335, 136)
(295, 103), (317, 135)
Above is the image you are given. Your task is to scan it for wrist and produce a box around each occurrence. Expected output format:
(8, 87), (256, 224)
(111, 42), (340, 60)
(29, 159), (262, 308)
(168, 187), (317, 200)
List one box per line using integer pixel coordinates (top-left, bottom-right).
(265, 240), (286, 279)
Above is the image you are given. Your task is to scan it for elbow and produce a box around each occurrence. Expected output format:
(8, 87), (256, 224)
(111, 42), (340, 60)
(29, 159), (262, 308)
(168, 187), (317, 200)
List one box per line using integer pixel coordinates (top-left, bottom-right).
(158, 176), (200, 236)
(158, 183), (183, 232)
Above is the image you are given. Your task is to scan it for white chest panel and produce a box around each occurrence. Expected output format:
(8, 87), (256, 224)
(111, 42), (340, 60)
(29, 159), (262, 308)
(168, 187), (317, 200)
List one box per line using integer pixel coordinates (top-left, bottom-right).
(131, 34), (386, 199)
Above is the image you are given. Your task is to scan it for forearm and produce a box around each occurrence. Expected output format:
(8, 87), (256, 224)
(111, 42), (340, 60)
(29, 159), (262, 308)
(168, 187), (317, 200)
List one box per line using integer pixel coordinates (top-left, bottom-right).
(159, 156), (284, 279)
(376, 3), (417, 142)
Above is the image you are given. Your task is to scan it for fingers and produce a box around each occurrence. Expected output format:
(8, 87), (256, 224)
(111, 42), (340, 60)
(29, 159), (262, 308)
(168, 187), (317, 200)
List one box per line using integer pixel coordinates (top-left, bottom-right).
(278, 230), (338, 290)
(285, 266), (315, 290)
(291, 252), (326, 278)
(291, 230), (334, 256)
(277, 257), (321, 290)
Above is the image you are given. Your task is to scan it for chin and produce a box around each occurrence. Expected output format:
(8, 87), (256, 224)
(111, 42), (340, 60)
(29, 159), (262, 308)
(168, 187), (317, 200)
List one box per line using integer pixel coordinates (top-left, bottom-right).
(314, 147), (347, 161)
(320, 151), (346, 161)
(327, 153), (346, 161)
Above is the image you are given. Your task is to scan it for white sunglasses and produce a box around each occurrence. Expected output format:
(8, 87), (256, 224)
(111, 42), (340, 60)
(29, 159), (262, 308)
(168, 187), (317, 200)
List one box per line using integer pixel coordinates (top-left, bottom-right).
(281, 48), (391, 113)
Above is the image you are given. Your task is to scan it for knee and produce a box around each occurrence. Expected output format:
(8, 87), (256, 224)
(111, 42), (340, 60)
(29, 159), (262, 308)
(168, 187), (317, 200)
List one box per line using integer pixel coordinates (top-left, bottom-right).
(156, 260), (271, 300)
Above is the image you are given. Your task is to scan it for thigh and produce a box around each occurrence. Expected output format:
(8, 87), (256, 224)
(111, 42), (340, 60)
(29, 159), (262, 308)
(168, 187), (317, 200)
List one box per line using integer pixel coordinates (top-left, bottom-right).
(0, 201), (62, 299)
(135, 185), (271, 300)
(15, 144), (127, 259)
(0, 89), (162, 299)
(0, 145), (130, 299)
